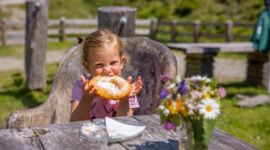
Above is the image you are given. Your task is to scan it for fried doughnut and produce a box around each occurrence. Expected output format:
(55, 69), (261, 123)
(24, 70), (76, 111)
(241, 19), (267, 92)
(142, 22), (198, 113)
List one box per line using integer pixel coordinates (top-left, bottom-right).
(88, 76), (131, 100)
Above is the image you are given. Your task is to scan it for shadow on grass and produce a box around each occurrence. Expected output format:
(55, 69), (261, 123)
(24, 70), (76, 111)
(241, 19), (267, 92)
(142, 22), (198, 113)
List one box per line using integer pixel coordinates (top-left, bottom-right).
(220, 82), (268, 99)
(0, 88), (44, 108)
(0, 73), (53, 109)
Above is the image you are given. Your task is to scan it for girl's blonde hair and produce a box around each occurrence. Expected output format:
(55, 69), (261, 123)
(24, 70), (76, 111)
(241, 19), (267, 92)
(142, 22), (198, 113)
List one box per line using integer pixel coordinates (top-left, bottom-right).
(82, 29), (123, 61)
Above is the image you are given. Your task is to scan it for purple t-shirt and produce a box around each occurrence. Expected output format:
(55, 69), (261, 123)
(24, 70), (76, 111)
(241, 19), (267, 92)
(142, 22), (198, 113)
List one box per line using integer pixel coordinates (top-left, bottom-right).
(70, 76), (140, 120)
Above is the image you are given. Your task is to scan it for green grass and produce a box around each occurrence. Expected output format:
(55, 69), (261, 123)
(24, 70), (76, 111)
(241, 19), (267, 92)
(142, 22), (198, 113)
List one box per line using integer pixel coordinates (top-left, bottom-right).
(0, 41), (75, 58)
(216, 82), (270, 150)
(0, 63), (59, 124)
(0, 45), (24, 58)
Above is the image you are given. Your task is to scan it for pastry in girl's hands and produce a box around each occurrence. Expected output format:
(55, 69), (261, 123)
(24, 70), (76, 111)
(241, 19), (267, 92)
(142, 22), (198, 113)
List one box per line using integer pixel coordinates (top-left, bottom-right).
(88, 76), (131, 100)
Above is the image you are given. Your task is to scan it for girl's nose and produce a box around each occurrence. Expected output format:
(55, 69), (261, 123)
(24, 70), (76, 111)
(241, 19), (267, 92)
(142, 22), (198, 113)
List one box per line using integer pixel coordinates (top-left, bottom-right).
(103, 66), (111, 74)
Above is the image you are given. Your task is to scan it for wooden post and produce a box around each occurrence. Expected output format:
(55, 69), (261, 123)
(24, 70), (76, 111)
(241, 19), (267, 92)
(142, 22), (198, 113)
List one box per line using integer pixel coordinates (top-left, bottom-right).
(225, 20), (233, 42)
(150, 17), (158, 40)
(60, 17), (66, 42)
(185, 52), (217, 78)
(1, 18), (7, 46)
(25, 0), (48, 90)
(246, 52), (269, 91)
(193, 20), (201, 43)
(171, 20), (177, 43)
(98, 6), (136, 37)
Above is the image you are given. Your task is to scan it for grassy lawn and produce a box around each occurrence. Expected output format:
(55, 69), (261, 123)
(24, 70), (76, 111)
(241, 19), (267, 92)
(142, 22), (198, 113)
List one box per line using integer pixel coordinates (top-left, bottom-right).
(216, 83), (270, 150)
(0, 63), (59, 126)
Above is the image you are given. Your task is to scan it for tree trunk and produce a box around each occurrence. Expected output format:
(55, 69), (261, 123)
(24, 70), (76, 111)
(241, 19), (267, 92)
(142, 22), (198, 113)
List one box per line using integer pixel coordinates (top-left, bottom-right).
(98, 6), (136, 37)
(25, 0), (48, 90)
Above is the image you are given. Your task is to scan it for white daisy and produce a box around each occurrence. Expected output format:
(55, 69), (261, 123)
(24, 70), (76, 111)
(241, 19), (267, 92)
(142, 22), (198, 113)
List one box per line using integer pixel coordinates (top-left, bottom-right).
(158, 105), (165, 110)
(187, 104), (195, 115)
(198, 98), (220, 119)
(175, 75), (182, 83)
(167, 83), (176, 89)
(202, 76), (211, 83)
(163, 109), (170, 116)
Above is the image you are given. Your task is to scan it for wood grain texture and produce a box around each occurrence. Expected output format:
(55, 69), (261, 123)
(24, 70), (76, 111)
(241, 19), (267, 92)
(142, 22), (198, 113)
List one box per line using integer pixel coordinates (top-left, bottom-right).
(121, 37), (177, 115)
(98, 6), (136, 37)
(25, 0), (48, 90)
(1, 115), (259, 150)
(7, 37), (177, 128)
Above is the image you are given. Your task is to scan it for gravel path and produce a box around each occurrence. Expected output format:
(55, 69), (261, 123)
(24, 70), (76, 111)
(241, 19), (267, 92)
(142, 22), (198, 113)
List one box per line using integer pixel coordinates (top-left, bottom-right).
(0, 50), (246, 82)
(0, 50), (65, 71)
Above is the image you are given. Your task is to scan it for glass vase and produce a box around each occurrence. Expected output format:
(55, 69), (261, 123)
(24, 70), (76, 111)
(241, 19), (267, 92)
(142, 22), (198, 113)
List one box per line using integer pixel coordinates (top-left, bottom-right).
(178, 119), (216, 150)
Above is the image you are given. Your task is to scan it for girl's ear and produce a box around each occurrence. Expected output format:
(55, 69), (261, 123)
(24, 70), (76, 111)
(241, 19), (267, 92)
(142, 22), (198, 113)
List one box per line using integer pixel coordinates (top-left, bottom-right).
(82, 61), (91, 73)
(120, 56), (126, 69)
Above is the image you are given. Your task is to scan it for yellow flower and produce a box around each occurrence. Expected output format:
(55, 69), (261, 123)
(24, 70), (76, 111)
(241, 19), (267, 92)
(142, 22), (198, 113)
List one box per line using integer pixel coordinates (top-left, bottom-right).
(203, 93), (210, 99)
(168, 101), (178, 114)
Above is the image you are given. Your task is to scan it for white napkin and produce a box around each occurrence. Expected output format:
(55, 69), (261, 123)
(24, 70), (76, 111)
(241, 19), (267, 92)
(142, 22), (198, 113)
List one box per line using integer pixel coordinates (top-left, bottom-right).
(105, 117), (146, 142)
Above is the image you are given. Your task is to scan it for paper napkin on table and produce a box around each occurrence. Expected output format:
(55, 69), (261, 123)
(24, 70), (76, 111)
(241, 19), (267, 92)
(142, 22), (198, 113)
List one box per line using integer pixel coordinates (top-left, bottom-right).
(105, 117), (146, 142)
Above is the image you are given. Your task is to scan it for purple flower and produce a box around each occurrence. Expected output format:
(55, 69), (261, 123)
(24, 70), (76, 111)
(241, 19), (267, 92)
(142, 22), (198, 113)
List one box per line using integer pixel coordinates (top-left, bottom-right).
(178, 80), (189, 95)
(160, 73), (172, 84)
(163, 122), (176, 130)
(160, 89), (168, 100)
(218, 87), (226, 99)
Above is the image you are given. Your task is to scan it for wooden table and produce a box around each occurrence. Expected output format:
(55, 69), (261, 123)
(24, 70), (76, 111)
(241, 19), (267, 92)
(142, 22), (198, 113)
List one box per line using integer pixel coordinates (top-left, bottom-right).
(0, 114), (259, 150)
(168, 42), (270, 92)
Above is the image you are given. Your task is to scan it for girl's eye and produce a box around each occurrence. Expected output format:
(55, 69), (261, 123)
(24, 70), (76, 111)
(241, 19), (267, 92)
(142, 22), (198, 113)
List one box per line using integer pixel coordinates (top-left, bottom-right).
(95, 64), (103, 68)
(110, 61), (118, 65)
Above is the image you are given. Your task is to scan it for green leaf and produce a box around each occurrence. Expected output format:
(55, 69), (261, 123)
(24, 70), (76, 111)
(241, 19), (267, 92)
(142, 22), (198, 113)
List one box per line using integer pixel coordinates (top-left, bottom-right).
(172, 115), (181, 126)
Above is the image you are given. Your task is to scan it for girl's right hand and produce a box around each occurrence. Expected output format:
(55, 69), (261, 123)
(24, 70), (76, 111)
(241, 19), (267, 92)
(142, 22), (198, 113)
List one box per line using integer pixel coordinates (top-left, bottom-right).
(81, 75), (97, 99)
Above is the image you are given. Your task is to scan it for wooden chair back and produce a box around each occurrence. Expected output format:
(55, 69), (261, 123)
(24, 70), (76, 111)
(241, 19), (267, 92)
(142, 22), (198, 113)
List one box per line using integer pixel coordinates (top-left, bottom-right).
(7, 37), (177, 128)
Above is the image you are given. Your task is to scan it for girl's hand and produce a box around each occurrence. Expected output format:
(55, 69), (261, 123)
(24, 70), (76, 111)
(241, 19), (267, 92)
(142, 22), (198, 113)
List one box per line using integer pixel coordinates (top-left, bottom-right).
(81, 75), (97, 99)
(127, 76), (143, 98)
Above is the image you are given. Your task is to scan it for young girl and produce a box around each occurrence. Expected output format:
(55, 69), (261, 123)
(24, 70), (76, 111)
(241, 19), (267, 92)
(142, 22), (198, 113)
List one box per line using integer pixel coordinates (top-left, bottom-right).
(70, 29), (142, 122)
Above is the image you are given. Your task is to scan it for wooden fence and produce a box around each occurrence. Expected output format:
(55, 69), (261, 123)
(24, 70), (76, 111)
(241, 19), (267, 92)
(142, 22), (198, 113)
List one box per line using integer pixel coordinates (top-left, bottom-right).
(150, 18), (255, 43)
(0, 17), (255, 46)
(0, 17), (151, 46)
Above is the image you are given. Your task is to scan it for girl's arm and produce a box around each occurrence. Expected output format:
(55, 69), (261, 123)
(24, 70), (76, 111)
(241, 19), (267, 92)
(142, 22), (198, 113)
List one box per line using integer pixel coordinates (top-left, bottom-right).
(70, 95), (94, 122)
(116, 76), (142, 117)
(70, 75), (97, 122)
(116, 97), (133, 116)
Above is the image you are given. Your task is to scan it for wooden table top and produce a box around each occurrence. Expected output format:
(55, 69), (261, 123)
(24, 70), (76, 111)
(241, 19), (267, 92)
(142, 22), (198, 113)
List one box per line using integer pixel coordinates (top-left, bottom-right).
(0, 114), (259, 150)
(167, 42), (254, 54)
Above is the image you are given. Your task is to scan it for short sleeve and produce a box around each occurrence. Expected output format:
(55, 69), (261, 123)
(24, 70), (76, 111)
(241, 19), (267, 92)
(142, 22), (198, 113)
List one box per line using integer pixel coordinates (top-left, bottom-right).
(70, 76), (92, 103)
(70, 80), (83, 103)
(129, 96), (140, 109)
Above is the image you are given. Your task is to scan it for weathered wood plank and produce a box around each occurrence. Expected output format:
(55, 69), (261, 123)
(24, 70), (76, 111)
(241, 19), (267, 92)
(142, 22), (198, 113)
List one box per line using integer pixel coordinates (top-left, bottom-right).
(1, 115), (260, 150)
(168, 42), (253, 54)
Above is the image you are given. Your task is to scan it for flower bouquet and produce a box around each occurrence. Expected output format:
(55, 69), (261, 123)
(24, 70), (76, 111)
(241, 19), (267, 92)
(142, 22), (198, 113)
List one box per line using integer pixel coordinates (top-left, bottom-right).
(156, 74), (226, 150)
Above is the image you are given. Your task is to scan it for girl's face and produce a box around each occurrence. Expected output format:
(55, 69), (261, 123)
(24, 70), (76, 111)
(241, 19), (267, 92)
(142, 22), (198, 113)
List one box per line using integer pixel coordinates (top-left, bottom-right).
(83, 45), (125, 77)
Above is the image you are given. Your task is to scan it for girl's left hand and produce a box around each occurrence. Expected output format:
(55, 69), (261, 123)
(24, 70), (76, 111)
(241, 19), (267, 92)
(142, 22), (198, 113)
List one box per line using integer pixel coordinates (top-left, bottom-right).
(127, 76), (143, 98)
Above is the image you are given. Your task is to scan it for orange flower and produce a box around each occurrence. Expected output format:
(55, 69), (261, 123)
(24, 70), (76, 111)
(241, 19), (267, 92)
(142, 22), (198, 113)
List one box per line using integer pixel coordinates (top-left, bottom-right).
(176, 99), (189, 116)
(176, 99), (184, 111)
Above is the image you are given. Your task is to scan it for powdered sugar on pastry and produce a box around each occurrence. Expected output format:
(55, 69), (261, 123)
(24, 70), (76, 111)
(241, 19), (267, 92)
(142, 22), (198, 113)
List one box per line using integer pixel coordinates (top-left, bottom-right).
(88, 76), (131, 100)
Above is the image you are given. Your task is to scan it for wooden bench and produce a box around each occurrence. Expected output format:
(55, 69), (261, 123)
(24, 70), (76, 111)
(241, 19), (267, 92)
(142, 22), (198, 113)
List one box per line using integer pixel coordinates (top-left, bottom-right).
(167, 42), (270, 92)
